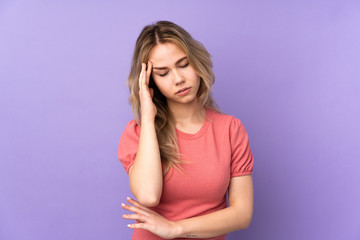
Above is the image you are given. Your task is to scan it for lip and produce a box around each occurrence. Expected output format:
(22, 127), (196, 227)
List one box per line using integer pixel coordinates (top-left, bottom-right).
(176, 87), (190, 94)
(177, 88), (191, 96)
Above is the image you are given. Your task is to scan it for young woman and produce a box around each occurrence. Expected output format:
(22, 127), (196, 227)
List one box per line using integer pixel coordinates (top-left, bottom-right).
(118, 20), (254, 240)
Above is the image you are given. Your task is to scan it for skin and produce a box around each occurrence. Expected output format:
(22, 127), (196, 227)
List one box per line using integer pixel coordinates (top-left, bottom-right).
(128, 61), (162, 207)
(123, 175), (253, 239)
(122, 42), (254, 238)
(150, 42), (205, 132)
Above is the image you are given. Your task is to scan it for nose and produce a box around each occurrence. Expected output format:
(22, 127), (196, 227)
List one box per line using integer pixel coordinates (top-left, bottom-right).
(173, 69), (185, 86)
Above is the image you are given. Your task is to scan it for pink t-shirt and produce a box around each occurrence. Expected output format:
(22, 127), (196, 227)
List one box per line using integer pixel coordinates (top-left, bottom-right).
(118, 108), (254, 240)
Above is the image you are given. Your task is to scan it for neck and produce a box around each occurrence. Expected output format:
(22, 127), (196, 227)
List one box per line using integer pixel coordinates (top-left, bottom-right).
(167, 100), (206, 125)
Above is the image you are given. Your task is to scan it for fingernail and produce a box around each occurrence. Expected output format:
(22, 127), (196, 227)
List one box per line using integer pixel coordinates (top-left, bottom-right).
(127, 197), (131, 201)
(121, 203), (125, 207)
(127, 224), (132, 228)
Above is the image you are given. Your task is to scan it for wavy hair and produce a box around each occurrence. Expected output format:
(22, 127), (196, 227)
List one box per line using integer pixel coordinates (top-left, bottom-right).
(126, 20), (220, 175)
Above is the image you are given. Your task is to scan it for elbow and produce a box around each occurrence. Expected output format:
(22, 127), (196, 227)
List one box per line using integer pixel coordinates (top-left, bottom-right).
(129, 182), (162, 207)
(136, 195), (160, 207)
(235, 210), (253, 230)
(240, 214), (253, 230)
(242, 218), (252, 229)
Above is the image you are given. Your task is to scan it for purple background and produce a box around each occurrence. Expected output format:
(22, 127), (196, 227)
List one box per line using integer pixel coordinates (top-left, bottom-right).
(1, 0), (359, 239)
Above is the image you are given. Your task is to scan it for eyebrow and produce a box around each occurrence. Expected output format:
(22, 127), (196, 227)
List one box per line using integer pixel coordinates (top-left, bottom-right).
(152, 56), (188, 70)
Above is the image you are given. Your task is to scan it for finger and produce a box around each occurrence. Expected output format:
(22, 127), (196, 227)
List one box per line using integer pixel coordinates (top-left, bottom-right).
(127, 222), (147, 230)
(122, 213), (149, 223)
(146, 61), (152, 86)
(121, 202), (150, 216)
(142, 63), (147, 89)
(139, 63), (145, 90)
(126, 197), (155, 214)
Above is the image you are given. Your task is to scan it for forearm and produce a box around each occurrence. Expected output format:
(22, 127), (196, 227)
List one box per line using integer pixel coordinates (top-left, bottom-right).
(130, 120), (163, 206)
(175, 206), (252, 238)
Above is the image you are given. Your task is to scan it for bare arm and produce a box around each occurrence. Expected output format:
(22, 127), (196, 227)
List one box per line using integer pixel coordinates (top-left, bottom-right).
(122, 175), (254, 239)
(129, 121), (162, 207)
(129, 61), (163, 207)
(176, 175), (254, 238)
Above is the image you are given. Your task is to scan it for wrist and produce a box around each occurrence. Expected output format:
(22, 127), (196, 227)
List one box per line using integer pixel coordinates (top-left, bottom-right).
(172, 220), (185, 238)
(140, 117), (155, 126)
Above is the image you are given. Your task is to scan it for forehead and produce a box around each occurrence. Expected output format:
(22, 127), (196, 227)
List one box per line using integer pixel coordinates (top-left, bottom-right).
(149, 42), (186, 66)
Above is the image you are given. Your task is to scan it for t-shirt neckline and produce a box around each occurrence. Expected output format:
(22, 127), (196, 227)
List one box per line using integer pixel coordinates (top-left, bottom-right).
(175, 108), (212, 140)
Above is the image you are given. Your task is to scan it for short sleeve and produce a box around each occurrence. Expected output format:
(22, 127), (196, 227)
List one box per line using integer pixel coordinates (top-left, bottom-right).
(229, 117), (254, 177)
(117, 120), (141, 174)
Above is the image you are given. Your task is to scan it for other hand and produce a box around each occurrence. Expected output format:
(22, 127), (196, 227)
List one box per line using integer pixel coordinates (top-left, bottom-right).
(122, 197), (181, 239)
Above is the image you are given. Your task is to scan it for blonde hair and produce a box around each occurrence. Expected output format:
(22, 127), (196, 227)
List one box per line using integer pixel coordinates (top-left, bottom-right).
(126, 20), (220, 175)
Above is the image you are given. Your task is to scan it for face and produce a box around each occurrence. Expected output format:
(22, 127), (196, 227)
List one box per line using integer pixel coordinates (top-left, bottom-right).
(149, 42), (201, 107)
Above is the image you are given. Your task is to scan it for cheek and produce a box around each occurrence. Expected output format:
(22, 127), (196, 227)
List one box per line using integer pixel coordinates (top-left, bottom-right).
(186, 68), (200, 83)
(153, 78), (170, 94)
(190, 73), (201, 86)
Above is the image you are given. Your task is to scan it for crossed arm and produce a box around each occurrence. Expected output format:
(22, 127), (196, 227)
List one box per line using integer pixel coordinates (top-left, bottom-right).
(121, 175), (254, 239)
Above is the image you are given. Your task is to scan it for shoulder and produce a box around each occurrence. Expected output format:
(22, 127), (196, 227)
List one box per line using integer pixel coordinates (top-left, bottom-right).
(207, 109), (249, 142)
(120, 119), (141, 141)
(208, 109), (244, 129)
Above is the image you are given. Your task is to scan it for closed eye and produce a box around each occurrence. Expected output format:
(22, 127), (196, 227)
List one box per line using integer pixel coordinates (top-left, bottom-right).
(180, 63), (189, 68)
(157, 63), (189, 77)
